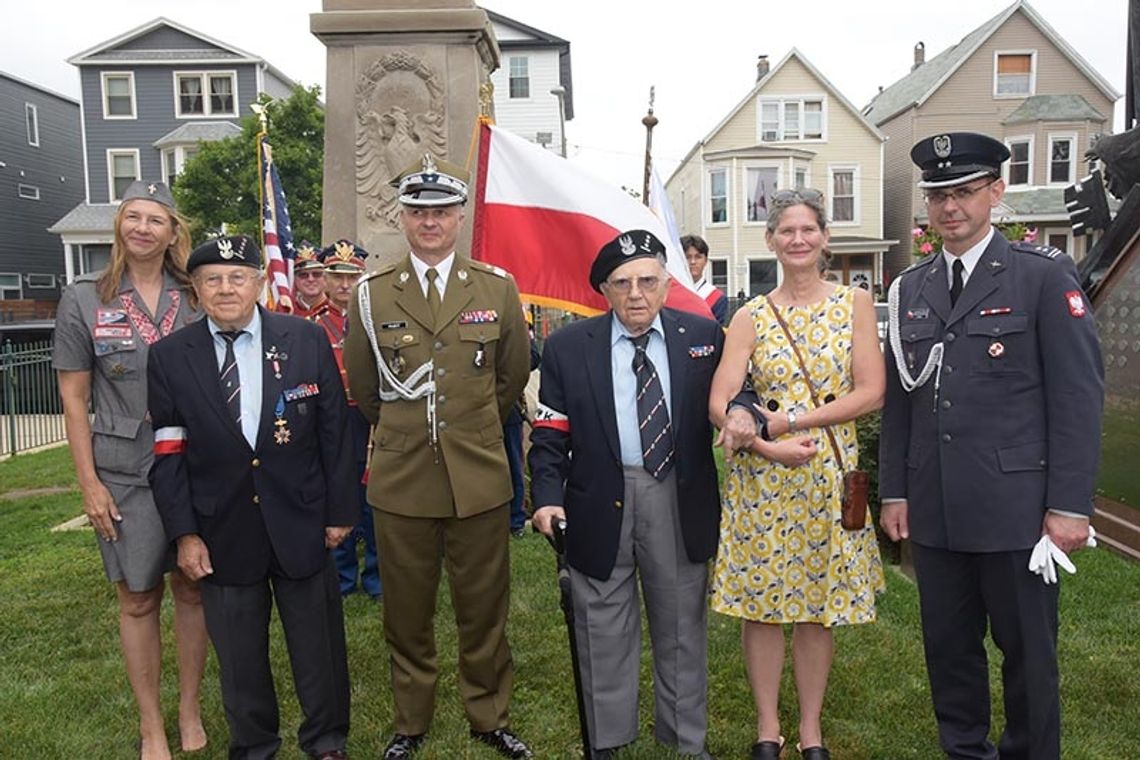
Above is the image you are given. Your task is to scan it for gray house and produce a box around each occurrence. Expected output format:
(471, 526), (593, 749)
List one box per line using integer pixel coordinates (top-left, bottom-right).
(0, 72), (82, 311)
(50, 17), (297, 281)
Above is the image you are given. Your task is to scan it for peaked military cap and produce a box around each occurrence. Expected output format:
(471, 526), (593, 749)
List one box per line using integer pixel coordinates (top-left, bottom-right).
(390, 154), (469, 207)
(120, 180), (176, 210)
(319, 239), (369, 273)
(294, 241), (324, 272)
(590, 229), (667, 293)
(911, 132), (1011, 188)
(187, 235), (261, 272)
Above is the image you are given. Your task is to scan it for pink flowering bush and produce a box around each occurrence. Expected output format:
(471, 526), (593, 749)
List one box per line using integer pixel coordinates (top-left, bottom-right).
(911, 223), (1039, 257)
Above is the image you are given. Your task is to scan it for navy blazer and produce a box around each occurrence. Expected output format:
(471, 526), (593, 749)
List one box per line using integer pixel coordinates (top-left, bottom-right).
(879, 235), (1103, 552)
(148, 307), (357, 585)
(529, 307), (724, 580)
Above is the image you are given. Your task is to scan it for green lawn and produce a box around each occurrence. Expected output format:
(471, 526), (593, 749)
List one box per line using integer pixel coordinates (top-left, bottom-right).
(1, 447), (1138, 758)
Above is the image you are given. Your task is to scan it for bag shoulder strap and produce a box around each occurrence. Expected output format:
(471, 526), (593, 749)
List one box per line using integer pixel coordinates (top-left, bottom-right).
(766, 295), (845, 472)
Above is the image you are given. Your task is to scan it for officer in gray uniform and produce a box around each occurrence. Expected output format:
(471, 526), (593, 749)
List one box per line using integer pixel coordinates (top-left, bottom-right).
(879, 132), (1103, 760)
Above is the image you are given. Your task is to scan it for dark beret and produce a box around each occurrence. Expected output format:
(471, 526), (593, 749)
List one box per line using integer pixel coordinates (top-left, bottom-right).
(187, 235), (261, 272)
(589, 229), (667, 293)
(120, 180), (175, 210)
(911, 132), (1010, 188)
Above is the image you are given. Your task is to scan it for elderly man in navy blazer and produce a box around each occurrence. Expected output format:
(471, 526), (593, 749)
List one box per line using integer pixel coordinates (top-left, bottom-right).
(148, 235), (357, 760)
(529, 230), (723, 759)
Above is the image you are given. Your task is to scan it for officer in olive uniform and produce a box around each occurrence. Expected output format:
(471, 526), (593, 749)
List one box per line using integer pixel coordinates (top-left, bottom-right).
(879, 132), (1104, 760)
(343, 155), (532, 760)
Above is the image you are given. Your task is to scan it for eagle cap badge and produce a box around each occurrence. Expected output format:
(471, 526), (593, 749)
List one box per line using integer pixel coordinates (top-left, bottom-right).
(933, 134), (952, 159)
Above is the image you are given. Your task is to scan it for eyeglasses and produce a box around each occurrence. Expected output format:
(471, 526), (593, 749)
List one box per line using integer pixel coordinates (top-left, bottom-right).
(771, 188), (824, 205)
(604, 275), (664, 294)
(924, 178), (996, 206)
(295, 270), (324, 280)
(197, 271), (259, 289)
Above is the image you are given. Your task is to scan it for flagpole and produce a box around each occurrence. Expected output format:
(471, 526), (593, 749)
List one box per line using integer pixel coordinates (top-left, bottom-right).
(641, 86), (657, 207)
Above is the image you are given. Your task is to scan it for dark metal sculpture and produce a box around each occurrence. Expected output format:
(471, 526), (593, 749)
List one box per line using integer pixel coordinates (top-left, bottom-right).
(1086, 128), (1140, 200)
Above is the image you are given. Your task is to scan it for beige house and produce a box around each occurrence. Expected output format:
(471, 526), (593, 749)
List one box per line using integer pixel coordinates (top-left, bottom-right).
(864, 0), (1120, 279)
(666, 49), (894, 299)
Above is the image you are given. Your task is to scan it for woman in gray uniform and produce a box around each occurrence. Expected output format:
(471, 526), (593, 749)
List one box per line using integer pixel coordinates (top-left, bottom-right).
(53, 181), (207, 759)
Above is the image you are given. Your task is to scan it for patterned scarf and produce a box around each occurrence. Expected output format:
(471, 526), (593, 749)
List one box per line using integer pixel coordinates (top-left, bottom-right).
(120, 289), (181, 345)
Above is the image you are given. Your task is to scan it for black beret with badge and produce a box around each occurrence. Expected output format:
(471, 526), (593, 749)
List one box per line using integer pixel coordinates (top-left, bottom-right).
(589, 229), (667, 292)
(120, 180), (176, 210)
(390, 154), (469, 207)
(187, 235), (261, 272)
(911, 132), (1011, 188)
(319, 239), (369, 273)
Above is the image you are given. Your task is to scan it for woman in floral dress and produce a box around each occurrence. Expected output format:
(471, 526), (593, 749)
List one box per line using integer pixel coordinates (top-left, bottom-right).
(708, 190), (885, 760)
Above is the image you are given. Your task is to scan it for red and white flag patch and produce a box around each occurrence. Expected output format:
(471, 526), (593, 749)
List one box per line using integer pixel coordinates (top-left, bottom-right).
(154, 426), (187, 455)
(533, 403), (570, 433)
(1064, 290), (1087, 318)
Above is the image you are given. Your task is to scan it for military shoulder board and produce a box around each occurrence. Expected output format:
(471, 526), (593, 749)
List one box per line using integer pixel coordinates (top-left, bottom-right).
(1011, 241), (1063, 260)
(470, 260), (509, 278)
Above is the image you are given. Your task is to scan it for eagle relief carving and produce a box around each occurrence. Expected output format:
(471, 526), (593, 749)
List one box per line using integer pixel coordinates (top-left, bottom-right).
(355, 51), (448, 228)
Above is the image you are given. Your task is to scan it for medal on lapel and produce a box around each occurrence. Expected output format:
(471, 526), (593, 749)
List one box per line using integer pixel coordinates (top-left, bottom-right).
(473, 342), (486, 369)
(265, 346), (288, 380)
(273, 394), (291, 445)
(390, 349), (406, 374)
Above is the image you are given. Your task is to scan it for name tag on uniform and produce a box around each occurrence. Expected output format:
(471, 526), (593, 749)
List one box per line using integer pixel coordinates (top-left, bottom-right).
(458, 310), (498, 324)
(94, 326), (133, 339)
(906, 308), (930, 320)
(380, 321), (407, 330)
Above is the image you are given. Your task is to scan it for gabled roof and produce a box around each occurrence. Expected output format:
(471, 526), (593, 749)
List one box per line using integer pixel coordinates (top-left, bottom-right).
(863, 1), (1121, 125)
(1003, 94), (1106, 124)
(0, 71), (79, 105)
(484, 8), (573, 120)
(669, 48), (884, 185)
(153, 121), (242, 149)
(67, 17), (299, 91)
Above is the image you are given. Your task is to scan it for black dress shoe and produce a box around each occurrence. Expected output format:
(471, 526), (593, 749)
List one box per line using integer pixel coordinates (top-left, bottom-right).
(382, 733), (425, 760)
(750, 736), (785, 760)
(798, 745), (830, 760)
(313, 751), (348, 760)
(469, 727), (534, 759)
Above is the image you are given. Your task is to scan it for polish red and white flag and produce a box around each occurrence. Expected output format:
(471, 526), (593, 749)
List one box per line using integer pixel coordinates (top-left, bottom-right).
(472, 124), (712, 319)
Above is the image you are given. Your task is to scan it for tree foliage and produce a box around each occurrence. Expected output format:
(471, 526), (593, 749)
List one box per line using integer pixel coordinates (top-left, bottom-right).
(174, 85), (324, 244)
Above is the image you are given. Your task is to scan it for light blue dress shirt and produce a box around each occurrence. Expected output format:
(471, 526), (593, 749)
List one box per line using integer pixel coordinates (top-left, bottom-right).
(611, 314), (672, 466)
(208, 309), (263, 448)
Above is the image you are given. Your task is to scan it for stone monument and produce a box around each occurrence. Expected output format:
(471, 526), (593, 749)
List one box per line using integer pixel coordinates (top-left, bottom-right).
(311, 0), (499, 265)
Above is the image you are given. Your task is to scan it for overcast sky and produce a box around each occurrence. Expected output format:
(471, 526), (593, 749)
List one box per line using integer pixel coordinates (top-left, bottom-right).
(2, 0), (1128, 189)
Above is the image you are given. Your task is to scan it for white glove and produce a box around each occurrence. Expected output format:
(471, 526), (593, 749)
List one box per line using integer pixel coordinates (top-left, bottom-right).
(1027, 527), (1097, 584)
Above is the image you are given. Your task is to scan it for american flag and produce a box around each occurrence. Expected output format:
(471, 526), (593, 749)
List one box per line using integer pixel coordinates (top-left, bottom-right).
(259, 135), (295, 312)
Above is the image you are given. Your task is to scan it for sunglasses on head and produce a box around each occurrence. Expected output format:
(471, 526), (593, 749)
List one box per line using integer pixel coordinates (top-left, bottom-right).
(771, 188), (824, 205)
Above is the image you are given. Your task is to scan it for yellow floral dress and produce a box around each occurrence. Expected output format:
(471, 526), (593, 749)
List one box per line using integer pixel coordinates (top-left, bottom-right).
(710, 286), (885, 626)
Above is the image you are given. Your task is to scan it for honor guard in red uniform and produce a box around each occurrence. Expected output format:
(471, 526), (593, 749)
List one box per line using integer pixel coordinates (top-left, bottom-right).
(314, 240), (381, 599)
(293, 242), (328, 318)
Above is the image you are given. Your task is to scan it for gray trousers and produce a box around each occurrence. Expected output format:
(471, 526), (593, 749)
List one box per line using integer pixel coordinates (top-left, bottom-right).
(569, 467), (709, 754)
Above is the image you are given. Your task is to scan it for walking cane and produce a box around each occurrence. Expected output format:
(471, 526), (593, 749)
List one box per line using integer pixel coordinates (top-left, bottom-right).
(546, 518), (595, 759)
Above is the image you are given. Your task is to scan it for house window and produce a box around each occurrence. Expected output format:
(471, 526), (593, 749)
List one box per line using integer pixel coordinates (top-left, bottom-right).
(830, 167), (856, 223)
(1007, 139), (1031, 185)
(17, 184), (40, 200)
(509, 57), (529, 99)
(25, 104), (39, 146)
(107, 150), (140, 201)
(1046, 231), (1071, 256)
(25, 273), (56, 289)
(749, 259), (779, 296)
(1048, 135), (1075, 184)
(746, 167), (779, 223)
(175, 72), (237, 117)
(0, 273), (22, 300)
(710, 259), (728, 290)
(758, 96), (825, 141)
(795, 168), (807, 189)
(102, 72), (136, 118)
(995, 52), (1035, 96)
(709, 169), (728, 224)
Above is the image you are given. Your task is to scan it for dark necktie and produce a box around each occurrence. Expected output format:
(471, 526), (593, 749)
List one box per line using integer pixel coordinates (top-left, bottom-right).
(949, 258), (964, 307)
(219, 330), (243, 425)
(630, 333), (674, 480)
(426, 268), (442, 319)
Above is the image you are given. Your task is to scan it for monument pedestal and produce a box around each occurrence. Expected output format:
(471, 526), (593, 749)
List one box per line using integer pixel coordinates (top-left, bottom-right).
(311, 0), (499, 264)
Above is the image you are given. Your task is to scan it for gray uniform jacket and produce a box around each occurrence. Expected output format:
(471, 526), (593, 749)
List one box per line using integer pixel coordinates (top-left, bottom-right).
(879, 234), (1104, 552)
(53, 271), (198, 485)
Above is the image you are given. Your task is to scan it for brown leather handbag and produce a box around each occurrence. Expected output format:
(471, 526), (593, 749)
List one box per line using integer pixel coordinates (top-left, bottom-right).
(767, 296), (868, 531)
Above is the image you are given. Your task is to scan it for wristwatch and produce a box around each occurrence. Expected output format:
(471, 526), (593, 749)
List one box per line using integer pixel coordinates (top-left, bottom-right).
(787, 410), (798, 433)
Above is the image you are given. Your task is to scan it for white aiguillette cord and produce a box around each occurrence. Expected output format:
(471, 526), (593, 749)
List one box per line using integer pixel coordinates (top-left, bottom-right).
(887, 276), (945, 396)
(357, 281), (438, 447)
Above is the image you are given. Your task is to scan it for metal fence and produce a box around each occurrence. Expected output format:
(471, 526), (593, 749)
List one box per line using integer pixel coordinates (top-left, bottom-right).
(1, 339), (66, 457)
